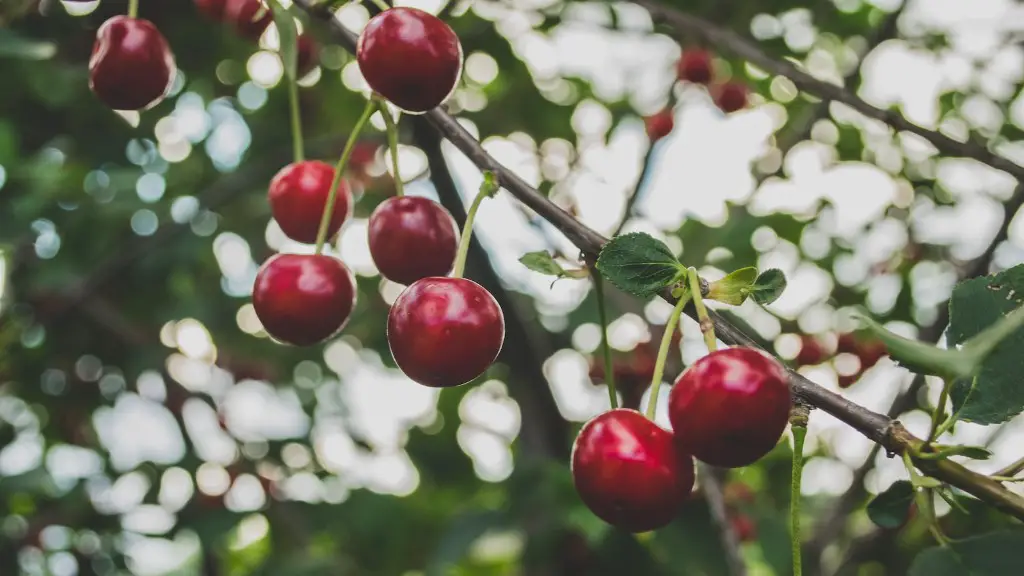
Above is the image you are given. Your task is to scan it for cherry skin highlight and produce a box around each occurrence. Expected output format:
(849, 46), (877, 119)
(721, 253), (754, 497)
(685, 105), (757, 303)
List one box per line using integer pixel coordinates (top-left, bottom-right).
(367, 196), (459, 286)
(644, 109), (675, 142)
(356, 7), (463, 113)
(571, 409), (695, 532)
(387, 277), (504, 387)
(668, 347), (791, 468)
(677, 49), (714, 84)
(252, 253), (357, 347)
(268, 161), (351, 245)
(713, 81), (749, 113)
(89, 16), (176, 111)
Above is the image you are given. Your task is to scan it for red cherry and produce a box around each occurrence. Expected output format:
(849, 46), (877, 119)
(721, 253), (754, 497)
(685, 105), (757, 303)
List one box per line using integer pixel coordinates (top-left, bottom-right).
(387, 277), (504, 387)
(224, 0), (272, 41)
(677, 49), (714, 84)
(795, 335), (828, 366)
(713, 81), (748, 113)
(571, 409), (695, 532)
(367, 196), (459, 286)
(856, 339), (888, 369)
(644, 109), (675, 142)
(268, 161), (351, 244)
(195, 0), (226, 19)
(297, 35), (318, 77)
(89, 16), (176, 111)
(836, 332), (858, 354)
(730, 514), (757, 542)
(252, 253), (357, 346)
(669, 347), (791, 468)
(838, 372), (860, 389)
(356, 7), (463, 113)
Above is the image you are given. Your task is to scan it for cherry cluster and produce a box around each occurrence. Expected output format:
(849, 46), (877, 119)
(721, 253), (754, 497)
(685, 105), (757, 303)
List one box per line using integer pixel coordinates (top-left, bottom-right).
(794, 332), (888, 388)
(643, 48), (751, 142)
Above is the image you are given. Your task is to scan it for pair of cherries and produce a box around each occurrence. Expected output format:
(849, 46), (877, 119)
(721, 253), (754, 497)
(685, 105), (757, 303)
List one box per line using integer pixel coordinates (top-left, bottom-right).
(571, 347), (791, 532)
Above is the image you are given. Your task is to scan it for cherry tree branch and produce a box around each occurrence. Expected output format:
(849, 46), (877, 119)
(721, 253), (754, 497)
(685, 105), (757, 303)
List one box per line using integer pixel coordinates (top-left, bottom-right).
(630, 0), (1024, 181)
(293, 0), (1024, 521)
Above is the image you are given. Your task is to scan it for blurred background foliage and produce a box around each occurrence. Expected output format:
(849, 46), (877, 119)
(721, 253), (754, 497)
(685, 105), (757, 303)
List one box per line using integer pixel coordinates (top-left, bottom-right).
(1, 0), (1023, 575)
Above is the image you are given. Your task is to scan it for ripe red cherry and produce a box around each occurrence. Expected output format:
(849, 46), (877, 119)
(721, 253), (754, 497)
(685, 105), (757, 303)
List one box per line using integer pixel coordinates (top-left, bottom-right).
(387, 277), (504, 387)
(677, 49), (713, 84)
(268, 161), (351, 245)
(252, 253), (357, 346)
(356, 7), (463, 113)
(644, 109), (675, 142)
(297, 35), (318, 77)
(669, 347), (791, 468)
(571, 409), (695, 532)
(367, 196), (459, 286)
(225, 0), (272, 41)
(89, 16), (176, 111)
(713, 81), (748, 113)
(194, 0), (226, 19)
(795, 335), (828, 366)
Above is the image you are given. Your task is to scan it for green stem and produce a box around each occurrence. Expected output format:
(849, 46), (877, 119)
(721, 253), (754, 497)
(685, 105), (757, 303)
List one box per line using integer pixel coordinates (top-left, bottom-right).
(451, 173), (499, 279)
(287, 69), (304, 163)
(366, 0), (391, 12)
(378, 101), (404, 197)
(592, 272), (617, 410)
(645, 288), (690, 420)
(790, 424), (807, 576)
(314, 98), (376, 254)
(928, 380), (951, 443)
(687, 267), (717, 353)
(128, 0), (139, 18)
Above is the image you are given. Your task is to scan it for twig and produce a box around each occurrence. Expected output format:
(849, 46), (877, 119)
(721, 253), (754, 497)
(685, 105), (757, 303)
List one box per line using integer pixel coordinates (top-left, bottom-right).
(699, 463), (749, 576)
(994, 455), (1024, 479)
(612, 142), (658, 237)
(630, 0), (1024, 181)
(296, 0), (1024, 521)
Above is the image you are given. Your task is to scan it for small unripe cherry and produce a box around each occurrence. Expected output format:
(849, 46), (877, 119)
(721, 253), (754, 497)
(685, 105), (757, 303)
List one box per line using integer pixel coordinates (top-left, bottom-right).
(677, 49), (714, 84)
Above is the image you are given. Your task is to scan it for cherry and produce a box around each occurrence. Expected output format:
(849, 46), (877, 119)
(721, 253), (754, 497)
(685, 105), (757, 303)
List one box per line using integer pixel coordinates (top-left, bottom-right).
(795, 335), (828, 366)
(836, 332), (858, 354)
(677, 49), (714, 84)
(571, 409), (695, 532)
(297, 35), (318, 77)
(252, 253), (357, 346)
(368, 196), (459, 286)
(194, 0), (226, 19)
(838, 372), (860, 389)
(268, 161), (351, 245)
(89, 16), (176, 111)
(668, 347), (791, 468)
(713, 81), (748, 113)
(730, 514), (757, 543)
(224, 0), (272, 41)
(856, 339), (888, 369)
(356, 7), (463, 113)
(387, 277), (504, 387)
(644, 109), (675, 142)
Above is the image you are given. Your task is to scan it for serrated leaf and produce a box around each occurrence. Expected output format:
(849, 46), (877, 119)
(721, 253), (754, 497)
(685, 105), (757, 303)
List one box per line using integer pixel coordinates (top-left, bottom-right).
(595, 232), (685, 298)
(748, 268), (786, 305)
(948, 264), (1024, 425)
(268, 0), (298, 81)
(707, 266), (757, 305)
(866, 480), (914, 529)
(909, 530), (1024, 575)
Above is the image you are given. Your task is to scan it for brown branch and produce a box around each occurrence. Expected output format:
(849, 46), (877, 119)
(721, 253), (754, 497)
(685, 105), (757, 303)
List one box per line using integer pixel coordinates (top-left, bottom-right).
(630, 0), (1024, 181)
(295, 0), (1024, 521)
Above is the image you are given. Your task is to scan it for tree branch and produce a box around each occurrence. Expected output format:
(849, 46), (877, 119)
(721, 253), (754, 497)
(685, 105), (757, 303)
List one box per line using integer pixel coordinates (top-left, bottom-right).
(295, 0), (1024, 521)
(630, 0), (1024, 181)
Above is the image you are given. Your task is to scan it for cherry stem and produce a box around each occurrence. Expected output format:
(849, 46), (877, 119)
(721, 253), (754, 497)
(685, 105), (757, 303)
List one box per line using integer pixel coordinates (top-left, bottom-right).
(451, 173), (498, 279)
(378, 100), (404, 197)
(687, 267), (717, 353)
(366, 0), (391, 12)
(592, 271), (618, 409)
(644, 286), (690, 421)
(128, 0), (139, 18)
(789, 409), (808, 576)
(928, 379), (951, 443)
(287, 65), (304, 164)
(314, 98), (376, 255)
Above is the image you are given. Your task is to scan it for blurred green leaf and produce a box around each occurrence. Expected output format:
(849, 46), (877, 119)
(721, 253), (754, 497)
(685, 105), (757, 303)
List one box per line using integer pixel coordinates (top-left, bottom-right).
(909, 530), (1024, 575)
(0, 29), (56, 60)
(866, 480), (914, 529)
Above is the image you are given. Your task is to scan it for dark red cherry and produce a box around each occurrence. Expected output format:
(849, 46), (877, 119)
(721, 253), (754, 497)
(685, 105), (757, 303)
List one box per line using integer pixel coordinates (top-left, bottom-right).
(387, 277), (504, 387)
(89, 16), (176, 111)
(296, 35), (318, 77)
(252, 253), (357, 346)
(571, 409), (695, 533)
(713, 81), (748, 113)
(838, 372), (860, 389)
(669, 347), (791, 468)
(644, 109), (675, 142)
(194, 0), (226, 19)
(368, 196), (459, 286)
(268, 161), (351, 245)
(795, 335), (828, 366)
(224, 0), (272, 41)
(356, 7), (463, 113)
(677, 49), (714, 84)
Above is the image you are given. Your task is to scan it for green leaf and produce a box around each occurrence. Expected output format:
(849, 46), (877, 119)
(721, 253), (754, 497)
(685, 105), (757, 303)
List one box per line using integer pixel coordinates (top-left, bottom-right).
(748, 268), (786, 305)
(948, 264), (1024, 424)
(909, 530), (1024, 575)
(855, 311), (972, 379)
(866, 480), (914, 529)
(707, 266), (758, 305)
(919, 445), (993, 461)
(595, 232), (685, 298)
(268, 1), (298, 81)
(0, 29), (56, 60)
(518, 251), (588, 286)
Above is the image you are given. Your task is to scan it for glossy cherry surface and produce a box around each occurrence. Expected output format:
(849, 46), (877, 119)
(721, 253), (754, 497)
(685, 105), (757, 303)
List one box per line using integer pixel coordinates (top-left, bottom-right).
(571, 409), (695, 533)
(356, 7), (463, 113)
(387, 277), (504, 387)
(224, 0), (272, 41)
(644, 109), (675, 142)
(368, 196), (459, 286)
(89, 16), (176, 111)
(677, 49), (714, 84)
(668, 347), (791, 468)
(268, 161), (351, 245)
(252, 254), (357, 346)
(713, 81), (748, 113)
